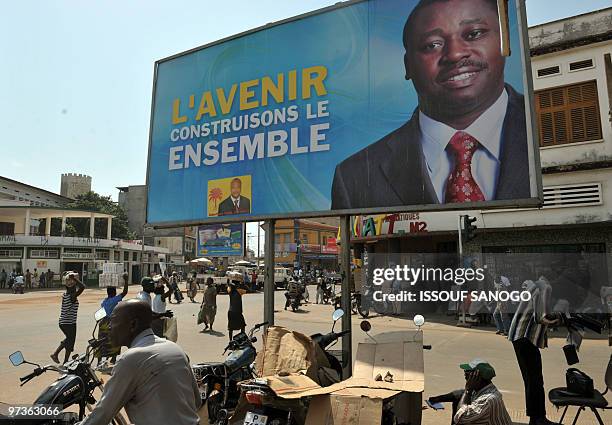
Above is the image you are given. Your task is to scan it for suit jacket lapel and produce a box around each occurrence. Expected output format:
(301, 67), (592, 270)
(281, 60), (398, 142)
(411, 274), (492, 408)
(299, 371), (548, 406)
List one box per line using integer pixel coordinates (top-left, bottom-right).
(379, 111), (438, 205)
(496, 84), (529, 200)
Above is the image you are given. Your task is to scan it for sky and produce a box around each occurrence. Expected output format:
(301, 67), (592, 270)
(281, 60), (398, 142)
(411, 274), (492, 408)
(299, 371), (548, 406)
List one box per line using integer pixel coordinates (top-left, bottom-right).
(1, 0), (609, 200)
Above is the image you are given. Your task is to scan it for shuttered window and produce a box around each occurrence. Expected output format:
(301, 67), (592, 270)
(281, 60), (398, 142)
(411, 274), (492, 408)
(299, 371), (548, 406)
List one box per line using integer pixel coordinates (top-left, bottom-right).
(535, 81), (602, 146)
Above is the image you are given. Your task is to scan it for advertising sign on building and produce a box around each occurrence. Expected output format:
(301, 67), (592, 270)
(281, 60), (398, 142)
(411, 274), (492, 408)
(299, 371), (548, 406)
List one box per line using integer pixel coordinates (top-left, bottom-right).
(197, 223), (244, 257)
(146, 0), (540, 226)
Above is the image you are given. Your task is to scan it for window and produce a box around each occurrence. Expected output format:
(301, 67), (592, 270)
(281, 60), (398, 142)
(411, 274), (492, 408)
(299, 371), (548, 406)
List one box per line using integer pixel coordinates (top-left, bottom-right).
(536, 65), (560, 78)
(535, 81), (602, 146)
(569, 59), (594, 72)
(0, 222), (15, 235)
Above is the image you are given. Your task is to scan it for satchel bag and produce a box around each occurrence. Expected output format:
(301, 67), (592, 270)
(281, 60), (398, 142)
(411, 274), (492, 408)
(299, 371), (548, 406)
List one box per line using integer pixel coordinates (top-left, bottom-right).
(566, 368), (594, 396)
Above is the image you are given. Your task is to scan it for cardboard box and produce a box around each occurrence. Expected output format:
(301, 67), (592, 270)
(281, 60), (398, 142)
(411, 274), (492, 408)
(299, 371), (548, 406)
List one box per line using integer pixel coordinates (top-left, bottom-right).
(263, 330), (425, 425)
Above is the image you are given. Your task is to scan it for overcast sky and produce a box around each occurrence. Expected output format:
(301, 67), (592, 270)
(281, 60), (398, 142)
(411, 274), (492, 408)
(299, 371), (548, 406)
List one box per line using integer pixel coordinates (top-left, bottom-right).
(1, 0), (609, 199)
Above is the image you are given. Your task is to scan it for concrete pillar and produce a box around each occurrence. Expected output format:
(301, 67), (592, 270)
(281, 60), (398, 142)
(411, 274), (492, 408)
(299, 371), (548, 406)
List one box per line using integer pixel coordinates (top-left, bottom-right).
(106, 217), (113, 240)
(45, 217), (52, 237)
(61, 213), (66, 235)
(24, 209), (31, 236)
(89, 213), (95, 238)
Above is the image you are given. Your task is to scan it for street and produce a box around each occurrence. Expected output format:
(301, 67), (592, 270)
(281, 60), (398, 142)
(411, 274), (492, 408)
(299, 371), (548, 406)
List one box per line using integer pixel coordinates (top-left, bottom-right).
(0, 286), (609, 425)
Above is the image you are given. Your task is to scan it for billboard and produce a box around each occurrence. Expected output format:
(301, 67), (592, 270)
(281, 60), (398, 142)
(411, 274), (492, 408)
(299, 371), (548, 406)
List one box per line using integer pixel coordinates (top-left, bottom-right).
(146, 0), (540, 226)
(197, 223), (244, 257)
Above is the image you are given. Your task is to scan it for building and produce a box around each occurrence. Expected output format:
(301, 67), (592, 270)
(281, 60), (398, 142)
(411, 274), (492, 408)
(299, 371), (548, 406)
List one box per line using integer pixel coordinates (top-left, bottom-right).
(117, 185), (196, 268)
(0, 205), (168, 285)
(1, 176), (72, 208)
(275, 218), (339, 270)
(60, 173), (92, 199)
(350, 8), (612, 295)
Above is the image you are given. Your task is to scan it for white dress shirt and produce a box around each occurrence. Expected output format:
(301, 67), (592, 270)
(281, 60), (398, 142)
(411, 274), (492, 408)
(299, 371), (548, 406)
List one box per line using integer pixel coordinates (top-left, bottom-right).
(79, 329), (201, 425)
(419, 89), (509, 202)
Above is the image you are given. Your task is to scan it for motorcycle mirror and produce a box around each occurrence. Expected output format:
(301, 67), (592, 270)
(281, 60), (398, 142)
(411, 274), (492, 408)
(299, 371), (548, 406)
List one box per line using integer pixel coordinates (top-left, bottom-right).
(9, 351), (24, 366)
(413, 314), (425, 329)
(94, 307), (107, 322)
(360, 321), (372, 333)
(332, 309), (344, 322)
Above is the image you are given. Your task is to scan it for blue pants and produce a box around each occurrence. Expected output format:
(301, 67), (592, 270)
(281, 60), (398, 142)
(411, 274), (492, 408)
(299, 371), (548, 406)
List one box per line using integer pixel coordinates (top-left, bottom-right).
(493, 307), (511, 333)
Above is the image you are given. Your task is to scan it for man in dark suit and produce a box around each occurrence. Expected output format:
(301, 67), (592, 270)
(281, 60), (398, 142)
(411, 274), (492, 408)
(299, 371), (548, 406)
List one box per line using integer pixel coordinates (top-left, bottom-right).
(332, 0), (530, 210)
(218, 178), (251, 215)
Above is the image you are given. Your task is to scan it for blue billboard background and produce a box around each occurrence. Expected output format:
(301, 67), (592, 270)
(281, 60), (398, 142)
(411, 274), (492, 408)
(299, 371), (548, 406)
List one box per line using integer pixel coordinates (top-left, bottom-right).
(147, 0), (525, 224)
(197, 223), (244, 257)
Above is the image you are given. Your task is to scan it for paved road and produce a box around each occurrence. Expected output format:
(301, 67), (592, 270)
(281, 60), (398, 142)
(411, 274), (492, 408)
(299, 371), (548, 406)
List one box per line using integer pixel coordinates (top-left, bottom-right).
(0, 286), (609, 425)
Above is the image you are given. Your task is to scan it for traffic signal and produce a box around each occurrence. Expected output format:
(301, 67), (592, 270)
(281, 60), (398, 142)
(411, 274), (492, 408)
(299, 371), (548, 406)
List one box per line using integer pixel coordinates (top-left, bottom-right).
(463, 215), (478, 242)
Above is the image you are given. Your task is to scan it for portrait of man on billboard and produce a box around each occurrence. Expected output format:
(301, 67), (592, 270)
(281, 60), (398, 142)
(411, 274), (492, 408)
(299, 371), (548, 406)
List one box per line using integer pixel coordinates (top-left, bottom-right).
(331, 0), (530, 210)
(218, 178), (251, 216)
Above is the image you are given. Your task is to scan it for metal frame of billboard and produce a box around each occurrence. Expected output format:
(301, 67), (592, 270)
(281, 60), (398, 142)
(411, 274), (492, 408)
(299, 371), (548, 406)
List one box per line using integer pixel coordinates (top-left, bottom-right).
(144, 0), (543, 229)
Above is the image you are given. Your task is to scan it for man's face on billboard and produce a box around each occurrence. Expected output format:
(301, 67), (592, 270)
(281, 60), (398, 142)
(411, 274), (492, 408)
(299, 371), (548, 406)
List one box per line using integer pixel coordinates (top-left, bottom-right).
(405, 0), (505, 125)
(230, 180), (242, 198)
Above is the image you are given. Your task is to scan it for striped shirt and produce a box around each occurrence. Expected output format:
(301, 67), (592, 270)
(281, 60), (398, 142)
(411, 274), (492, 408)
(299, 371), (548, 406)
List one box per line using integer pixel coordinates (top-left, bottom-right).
(59, 293), (79, 325)
(508, 278), (552, 349)
(454, 383), (512, 425)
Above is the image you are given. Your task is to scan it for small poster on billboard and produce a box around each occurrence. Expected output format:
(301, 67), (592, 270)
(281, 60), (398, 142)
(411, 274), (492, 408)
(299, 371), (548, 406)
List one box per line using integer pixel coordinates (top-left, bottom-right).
(197, 223), (244, 257)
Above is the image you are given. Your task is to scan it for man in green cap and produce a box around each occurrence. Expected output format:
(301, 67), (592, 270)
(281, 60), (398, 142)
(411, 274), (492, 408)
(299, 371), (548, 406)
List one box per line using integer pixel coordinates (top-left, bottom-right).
(428, 358), (511, 425)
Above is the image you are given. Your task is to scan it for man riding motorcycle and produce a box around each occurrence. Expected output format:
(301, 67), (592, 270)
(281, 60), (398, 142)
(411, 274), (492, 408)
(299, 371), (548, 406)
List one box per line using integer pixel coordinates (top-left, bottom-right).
(284, 277), (303, 310)
(77, 299), (200, 425)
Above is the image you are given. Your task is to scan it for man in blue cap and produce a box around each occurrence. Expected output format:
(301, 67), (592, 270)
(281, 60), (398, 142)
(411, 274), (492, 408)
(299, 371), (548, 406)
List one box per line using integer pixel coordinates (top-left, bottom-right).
(428, 358), (511, 425)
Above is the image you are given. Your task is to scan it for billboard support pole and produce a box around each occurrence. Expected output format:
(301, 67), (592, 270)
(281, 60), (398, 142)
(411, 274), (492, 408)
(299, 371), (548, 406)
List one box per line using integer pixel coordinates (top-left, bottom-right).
(264, 220), (276, 328)
(340, 215), (352, 379)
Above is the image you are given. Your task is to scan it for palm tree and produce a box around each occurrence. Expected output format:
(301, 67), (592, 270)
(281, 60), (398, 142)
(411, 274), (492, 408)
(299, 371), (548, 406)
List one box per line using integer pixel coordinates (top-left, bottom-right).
(208, 188), (223, 213)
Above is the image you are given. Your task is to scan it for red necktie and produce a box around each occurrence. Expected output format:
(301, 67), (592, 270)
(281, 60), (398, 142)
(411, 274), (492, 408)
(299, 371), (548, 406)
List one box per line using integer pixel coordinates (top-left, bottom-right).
(444, 131), (485, 203)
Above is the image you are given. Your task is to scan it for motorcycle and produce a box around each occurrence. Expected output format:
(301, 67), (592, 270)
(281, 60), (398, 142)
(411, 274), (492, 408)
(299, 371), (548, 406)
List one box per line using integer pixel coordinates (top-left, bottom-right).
(12, 281), (24, 294)
(237, 309), (350, 425)
(320, 285), (334, 305)
(3, 307), (128, 424)
(355, 284), (393, 318)
(167, 279), (184, 304)
(192, 321), (268, 424)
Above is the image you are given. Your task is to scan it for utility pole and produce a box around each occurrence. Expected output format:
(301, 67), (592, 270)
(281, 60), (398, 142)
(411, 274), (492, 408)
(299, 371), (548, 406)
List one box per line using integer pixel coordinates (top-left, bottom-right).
(257, 221), (261, 261)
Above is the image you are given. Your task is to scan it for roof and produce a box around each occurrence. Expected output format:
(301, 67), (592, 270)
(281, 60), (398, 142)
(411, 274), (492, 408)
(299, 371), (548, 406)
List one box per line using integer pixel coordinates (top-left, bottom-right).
(0, 175), (72, 202)
(529, 7), (612, 56)
(0, 206), (114, 219)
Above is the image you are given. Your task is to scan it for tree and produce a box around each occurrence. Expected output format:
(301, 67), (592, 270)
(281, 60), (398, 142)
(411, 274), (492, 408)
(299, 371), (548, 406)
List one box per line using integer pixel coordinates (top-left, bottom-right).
(39, 191), (135, 240)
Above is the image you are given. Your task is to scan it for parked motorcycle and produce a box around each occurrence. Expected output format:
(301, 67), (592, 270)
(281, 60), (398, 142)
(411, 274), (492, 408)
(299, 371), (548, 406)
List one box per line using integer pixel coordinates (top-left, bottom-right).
(192, 321), (268, 424)
(3, 308), (128, 424)
(237, 309), (350, 425)
(355, 284), (393, 318)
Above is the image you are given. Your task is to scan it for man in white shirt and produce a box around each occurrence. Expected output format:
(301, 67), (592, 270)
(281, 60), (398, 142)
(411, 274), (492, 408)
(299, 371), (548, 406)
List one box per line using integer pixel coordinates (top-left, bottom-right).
(332, 0), (529, 209)
(79, 299), (200, 425)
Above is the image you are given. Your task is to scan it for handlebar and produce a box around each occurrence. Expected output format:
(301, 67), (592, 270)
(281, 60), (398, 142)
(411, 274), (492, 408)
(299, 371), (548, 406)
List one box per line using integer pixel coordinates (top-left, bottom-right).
(19, 367), (44, 386)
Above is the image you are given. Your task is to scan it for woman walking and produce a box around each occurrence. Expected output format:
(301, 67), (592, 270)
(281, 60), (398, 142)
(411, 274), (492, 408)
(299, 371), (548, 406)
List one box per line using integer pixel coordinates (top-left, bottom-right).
(227, 282), (246, 341)
(199, 277), (218, 331)
(50, 272), (85, 364)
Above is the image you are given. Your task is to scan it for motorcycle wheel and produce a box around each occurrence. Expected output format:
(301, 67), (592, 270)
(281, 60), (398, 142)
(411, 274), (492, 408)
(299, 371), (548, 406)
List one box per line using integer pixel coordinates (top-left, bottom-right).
(207, 391), (224, 424)
(292, 303), (298, 312)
